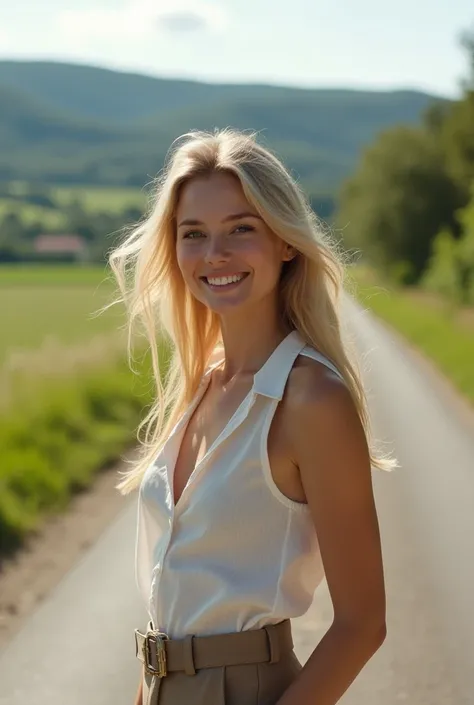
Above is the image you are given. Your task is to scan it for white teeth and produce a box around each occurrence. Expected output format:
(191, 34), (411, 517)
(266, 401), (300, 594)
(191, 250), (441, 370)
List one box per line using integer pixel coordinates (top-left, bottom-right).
(207, 274), (245, 286)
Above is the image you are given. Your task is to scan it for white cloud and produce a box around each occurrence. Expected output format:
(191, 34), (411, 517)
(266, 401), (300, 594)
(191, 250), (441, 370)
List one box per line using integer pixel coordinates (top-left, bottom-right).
(56, 0), (229, 41)
(155, 1), (229, 32)
(157, 11), (211, 33)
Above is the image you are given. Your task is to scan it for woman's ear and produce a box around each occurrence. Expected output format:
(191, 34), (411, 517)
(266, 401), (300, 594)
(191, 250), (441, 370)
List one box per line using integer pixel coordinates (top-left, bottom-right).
(282, 245), (298, 262)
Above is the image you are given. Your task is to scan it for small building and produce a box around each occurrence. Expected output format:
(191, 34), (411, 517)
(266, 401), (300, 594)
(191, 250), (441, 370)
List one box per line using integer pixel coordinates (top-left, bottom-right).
(34, 234), (89, 262)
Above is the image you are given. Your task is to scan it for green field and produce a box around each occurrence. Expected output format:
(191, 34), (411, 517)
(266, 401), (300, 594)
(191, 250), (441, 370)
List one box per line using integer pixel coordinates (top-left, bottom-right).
(0, 183), (150, 228)
(0, 263), (155, 556)
(0, 265), (124, 361)
(51, 185), (149, 212)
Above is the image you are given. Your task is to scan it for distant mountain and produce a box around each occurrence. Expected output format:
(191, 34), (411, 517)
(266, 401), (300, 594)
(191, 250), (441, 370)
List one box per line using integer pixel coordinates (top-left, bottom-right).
(0, 60), (447, 193)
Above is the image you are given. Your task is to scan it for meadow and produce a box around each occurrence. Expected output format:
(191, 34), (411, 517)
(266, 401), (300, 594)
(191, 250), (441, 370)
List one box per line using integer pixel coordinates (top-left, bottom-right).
(0, 264), (157, 555)
(0, 265), (123, 361)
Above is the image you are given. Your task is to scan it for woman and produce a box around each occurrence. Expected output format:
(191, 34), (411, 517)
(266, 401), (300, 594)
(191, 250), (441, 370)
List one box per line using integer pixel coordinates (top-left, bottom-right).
(108, 129), (396, 705)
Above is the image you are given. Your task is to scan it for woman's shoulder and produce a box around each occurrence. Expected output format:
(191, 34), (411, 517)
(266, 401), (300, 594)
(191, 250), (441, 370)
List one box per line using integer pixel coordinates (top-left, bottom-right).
(283, 351), (359, 454)
(281, 343), (349, 425)
(297, 343), (344, 380)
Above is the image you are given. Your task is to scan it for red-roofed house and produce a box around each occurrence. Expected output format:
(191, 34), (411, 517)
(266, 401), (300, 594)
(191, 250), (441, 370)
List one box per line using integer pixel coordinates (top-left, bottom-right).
(34, 234), (89, 261)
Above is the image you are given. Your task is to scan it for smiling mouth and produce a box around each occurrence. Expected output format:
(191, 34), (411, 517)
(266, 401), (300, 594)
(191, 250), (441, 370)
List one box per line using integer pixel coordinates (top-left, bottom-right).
(200, 272), (250, 289)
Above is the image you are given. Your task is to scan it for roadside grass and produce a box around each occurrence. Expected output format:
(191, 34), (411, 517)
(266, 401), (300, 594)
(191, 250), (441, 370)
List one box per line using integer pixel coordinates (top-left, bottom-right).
(0, 334), (168, 557)
(348, 265), (474, 405)
(0, 264), (160, 557)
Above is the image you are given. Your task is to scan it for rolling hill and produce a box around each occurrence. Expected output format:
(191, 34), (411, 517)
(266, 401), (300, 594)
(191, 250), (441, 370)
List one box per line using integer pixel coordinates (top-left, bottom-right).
(0, 60), (447, 193)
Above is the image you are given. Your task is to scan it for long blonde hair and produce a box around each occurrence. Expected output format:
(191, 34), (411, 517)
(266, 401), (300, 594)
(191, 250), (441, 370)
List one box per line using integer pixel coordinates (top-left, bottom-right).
(107, 128), (397, 494)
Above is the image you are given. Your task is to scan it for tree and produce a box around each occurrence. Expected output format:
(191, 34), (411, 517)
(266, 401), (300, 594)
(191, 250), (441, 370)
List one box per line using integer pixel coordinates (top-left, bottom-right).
(336, 126), (462, 280)
(440, 25), (474, 196)
(420, 228), (463, 304)
(459, 25), (474, 91)
(442, 92), (474, 197)
(0, 212), (24, 247)
(421, 184), (474, 305)
(456, 187), (474, 303)
(423, 99), (452, 137)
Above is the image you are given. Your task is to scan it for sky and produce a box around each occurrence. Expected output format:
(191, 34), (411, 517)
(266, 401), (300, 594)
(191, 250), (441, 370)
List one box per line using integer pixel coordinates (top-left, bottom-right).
(1, 0), (473, 98)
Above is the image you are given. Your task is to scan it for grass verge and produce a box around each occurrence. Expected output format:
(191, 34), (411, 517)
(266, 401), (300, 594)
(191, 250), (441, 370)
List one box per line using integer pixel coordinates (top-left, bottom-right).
(0, 336), (165, 558)
(348, 265), (474, 406)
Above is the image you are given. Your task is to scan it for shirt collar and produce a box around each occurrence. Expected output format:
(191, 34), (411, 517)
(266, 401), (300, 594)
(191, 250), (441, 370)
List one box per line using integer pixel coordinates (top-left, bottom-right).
(204, 329), (307, 400)
(253, 329), (306, 400)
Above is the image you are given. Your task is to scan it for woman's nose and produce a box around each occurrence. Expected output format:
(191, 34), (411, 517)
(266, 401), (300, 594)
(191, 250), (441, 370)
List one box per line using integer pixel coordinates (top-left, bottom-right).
(204, 237), (231, 265)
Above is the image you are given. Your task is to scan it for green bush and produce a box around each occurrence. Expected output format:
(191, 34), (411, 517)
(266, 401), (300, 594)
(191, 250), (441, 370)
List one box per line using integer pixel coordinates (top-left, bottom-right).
(386, 259), (417, 286)
(457, 194), (474, 304)
(0, 352), (154, 556)
(421, 184), (474, 305)
(420, 227), (463, 305)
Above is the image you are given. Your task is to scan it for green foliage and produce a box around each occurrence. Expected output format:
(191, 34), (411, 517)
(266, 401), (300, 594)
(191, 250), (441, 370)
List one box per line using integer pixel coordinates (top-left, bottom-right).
(0, 184), (148, 264)
(457, 192), (474, 303)
(459, 25), (474, 91)
(351, 266), (474, 408)
(420, 186), (474, 305)
(337, 126), (461, 278)
(426, 28), (474, 198)
(0, 265), (159, 554)
(441, 92), (474, 196)
(385, 260), (417, 286)
(0, 353), (154, 555)
(420, 228), (462, 303)
(336, 24), (474, 290)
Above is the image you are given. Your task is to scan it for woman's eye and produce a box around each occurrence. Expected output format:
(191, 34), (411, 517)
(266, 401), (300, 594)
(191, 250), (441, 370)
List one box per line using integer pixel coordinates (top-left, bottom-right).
(183, 230), (204, 239)
(182, 225), (253, 239)
(233, 224), (254, 233)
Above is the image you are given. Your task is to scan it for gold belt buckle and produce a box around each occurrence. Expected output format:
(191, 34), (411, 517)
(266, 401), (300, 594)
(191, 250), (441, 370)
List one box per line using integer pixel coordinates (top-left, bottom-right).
(143, 630), (169, 677)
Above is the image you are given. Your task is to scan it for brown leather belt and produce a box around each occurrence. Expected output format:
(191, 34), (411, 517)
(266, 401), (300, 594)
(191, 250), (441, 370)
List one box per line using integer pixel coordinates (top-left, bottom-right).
(134, 619), (293, 677)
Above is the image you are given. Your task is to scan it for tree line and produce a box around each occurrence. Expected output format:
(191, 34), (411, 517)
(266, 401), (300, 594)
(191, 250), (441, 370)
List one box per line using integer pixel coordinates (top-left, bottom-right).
(0, 184), (336, 265)
(0, 185), (143, 264)
(337, 25), (474, 306)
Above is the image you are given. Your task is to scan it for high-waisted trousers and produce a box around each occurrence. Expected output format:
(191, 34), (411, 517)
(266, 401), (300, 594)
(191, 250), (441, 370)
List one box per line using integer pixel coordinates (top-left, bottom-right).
(138, 619), (303, 705)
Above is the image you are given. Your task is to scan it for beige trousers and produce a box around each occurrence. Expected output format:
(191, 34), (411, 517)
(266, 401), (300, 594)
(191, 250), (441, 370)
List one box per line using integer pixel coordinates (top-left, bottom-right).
(140, 619), (302, 705)
(142, 650), (302, 705)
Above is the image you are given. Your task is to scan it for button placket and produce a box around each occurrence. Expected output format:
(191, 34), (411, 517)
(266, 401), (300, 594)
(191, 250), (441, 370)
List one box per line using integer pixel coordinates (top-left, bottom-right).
(148, 491), (175, 627)
(173, 391), (259, 515)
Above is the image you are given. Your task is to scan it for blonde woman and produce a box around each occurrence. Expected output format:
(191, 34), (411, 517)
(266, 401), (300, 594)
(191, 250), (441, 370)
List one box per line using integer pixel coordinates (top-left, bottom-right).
(108, 129), (395, 705)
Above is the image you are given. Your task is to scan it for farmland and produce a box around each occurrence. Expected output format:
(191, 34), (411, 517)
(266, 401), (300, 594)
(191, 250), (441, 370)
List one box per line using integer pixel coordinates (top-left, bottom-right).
(0, 265), (123, 362)
(0, 183), (149, 231)
(0, 263), (155, 554)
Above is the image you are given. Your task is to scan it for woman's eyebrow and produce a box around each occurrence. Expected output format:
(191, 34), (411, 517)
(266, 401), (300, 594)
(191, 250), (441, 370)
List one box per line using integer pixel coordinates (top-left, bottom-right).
(177, 212), (262, 227)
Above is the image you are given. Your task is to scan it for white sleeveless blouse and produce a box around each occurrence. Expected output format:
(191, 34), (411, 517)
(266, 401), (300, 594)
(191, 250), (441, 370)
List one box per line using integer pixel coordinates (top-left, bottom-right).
(135, 330), (344, 639)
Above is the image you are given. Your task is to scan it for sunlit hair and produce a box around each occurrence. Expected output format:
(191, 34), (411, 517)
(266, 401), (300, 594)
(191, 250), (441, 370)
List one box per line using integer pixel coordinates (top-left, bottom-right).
(106, 128), (397, 494)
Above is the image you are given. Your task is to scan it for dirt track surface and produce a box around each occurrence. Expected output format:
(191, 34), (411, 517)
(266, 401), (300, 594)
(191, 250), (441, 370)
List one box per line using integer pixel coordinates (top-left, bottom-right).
(0, 300), (473, 704)
(0, 460), (132, 651)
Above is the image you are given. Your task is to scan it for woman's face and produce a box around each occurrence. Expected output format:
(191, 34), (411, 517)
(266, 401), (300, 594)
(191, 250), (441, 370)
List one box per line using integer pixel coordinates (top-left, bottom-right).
(175, 171), (294, 316)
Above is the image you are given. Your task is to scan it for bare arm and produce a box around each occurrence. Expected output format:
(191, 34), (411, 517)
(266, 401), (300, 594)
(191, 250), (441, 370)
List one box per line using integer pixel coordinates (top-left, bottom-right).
(276, 367), (387, 705)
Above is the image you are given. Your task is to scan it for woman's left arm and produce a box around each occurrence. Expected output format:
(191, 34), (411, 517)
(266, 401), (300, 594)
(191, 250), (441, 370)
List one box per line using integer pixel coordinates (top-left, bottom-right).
(277, 369), (387, 705)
